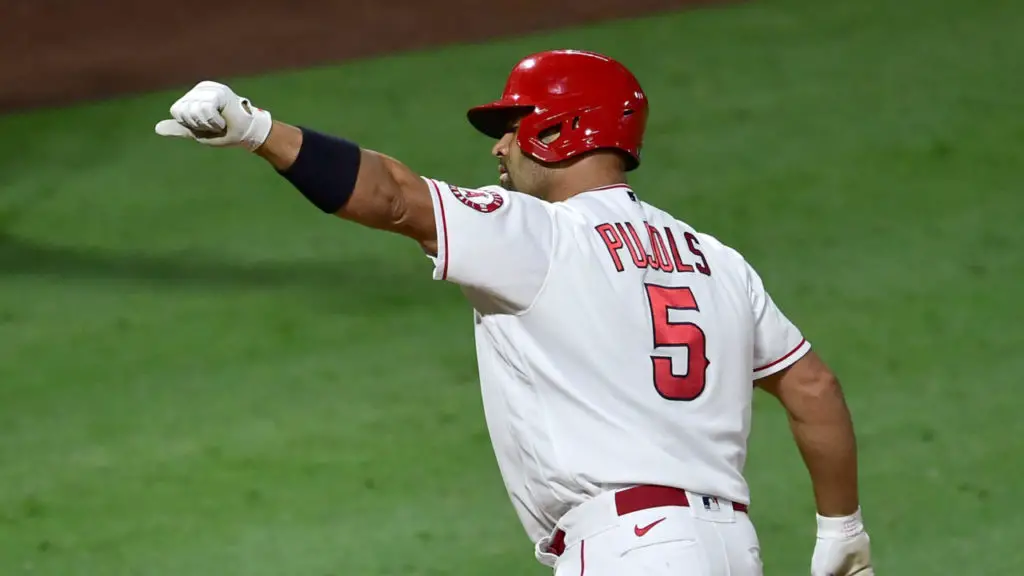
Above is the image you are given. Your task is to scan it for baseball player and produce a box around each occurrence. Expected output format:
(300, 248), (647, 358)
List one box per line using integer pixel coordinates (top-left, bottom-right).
(154, 49), (872, 575)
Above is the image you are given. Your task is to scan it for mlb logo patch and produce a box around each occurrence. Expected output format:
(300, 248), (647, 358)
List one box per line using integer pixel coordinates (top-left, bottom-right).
(702, 496), (720, 511)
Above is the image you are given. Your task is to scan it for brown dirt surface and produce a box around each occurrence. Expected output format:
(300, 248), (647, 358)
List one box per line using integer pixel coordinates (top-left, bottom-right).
(1, 0), (734, 113)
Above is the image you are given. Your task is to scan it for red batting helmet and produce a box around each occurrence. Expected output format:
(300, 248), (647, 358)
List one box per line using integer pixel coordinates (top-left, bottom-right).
(467, 49), (649, 171)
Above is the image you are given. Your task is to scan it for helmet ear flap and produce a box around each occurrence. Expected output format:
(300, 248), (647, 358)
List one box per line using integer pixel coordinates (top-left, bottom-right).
(516, 114), (573, 165)
(519, 106), (618, 165)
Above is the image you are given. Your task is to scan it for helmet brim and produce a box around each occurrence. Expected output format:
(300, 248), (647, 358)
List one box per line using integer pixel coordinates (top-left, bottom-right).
(467, 102), (535, 139)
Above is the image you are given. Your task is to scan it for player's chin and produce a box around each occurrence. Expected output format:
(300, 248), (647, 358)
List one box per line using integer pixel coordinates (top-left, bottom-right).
(499, 174), (516, 191)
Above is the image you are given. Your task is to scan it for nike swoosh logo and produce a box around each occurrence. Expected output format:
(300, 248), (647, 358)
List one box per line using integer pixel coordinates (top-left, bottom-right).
(634, 517), (666, 537)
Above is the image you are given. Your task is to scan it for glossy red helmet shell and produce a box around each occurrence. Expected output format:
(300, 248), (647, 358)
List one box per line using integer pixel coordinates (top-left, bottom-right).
(467, 49), (649, 171)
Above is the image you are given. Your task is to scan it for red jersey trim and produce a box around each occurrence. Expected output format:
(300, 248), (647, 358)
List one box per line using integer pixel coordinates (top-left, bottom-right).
(755, 338), (808, 373)
(426, 178), (449, 280)
(586, 184), (632, 193)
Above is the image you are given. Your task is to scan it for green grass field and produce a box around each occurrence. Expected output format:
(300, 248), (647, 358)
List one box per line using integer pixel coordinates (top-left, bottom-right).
(1, 0), (1022, 573)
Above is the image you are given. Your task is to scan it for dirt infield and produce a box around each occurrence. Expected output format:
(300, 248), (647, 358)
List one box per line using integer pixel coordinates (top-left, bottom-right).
(1, 0), (733, 113)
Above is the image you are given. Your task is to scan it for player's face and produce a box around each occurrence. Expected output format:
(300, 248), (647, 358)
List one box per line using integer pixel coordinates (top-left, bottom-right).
(492, 122), (554, 197)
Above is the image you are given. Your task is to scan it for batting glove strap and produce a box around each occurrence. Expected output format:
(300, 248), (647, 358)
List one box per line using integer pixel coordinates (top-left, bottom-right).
(816, 507), (865, 540)
(240, 99), (273, 151)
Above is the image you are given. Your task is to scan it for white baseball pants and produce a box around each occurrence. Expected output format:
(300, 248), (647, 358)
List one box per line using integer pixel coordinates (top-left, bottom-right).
(535, 486), (763, 575)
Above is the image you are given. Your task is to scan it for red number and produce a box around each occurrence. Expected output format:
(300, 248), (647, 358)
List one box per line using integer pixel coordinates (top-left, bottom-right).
(645, 284), (710, 401)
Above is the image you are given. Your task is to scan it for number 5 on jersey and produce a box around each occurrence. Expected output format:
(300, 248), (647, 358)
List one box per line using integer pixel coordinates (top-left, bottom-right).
(645, 284), (710, 401)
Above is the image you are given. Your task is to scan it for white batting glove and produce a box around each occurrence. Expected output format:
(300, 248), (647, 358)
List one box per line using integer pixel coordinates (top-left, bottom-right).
(154, 81), (272, 150)
(811, 508), (873, 576)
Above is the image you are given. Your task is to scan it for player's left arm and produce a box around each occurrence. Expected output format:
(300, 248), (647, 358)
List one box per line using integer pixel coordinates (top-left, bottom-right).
(154, 81), (439, 251)
(265, 116), (554, 310)
(154, 80), (553, 312)
(254, 120), (439, 255)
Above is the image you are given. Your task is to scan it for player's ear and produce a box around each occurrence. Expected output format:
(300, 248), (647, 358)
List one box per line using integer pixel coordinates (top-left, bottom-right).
(538, 125), (561, 145)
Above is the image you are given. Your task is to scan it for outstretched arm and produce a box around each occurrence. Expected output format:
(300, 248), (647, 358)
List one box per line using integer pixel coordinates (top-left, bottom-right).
(254, 121), (437, 254)
(155, 81), (437, 254)
(155, 80), (555, 312)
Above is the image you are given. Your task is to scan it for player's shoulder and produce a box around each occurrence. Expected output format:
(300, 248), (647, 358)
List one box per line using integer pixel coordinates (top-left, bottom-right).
(425, 177), (547, 216)
(688, 228), (733, 255)
(654, 210), (752, 273)
(693, 229), (750, 266)
(642, 202), (737, 253)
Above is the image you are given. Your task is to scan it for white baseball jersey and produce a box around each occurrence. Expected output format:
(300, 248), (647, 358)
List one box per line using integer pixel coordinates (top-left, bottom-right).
(423, 178), (811, 543)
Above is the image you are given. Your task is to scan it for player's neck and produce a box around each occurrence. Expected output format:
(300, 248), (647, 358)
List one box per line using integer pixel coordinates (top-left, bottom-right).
(547, 169), (628, 202)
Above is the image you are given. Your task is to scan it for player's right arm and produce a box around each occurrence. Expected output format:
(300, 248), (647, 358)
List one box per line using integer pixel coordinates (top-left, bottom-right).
(757, 352), (860, 518)
(741, 256), (872, 576)
(740, 257), (858, 517)
(758, 353), (872, 576)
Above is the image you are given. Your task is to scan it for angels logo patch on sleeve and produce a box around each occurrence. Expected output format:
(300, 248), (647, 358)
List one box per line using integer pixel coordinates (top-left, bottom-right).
(448, 184), (506, 213)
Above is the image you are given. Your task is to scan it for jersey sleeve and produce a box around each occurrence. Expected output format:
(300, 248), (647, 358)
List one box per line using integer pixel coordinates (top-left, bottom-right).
(423, 177), (554, 312)
(746, 260), (812, 379)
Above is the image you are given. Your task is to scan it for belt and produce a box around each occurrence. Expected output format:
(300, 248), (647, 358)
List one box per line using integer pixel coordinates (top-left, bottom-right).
(547, 485), (749, 556)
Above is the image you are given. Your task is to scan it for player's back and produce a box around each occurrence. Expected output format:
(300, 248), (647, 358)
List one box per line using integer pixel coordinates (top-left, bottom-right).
(515, 186), (762, 504)
(423, 179), (809, 540)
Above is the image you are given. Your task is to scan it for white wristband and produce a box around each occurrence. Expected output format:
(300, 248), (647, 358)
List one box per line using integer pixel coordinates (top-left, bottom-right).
(816, 507), (864, 539)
